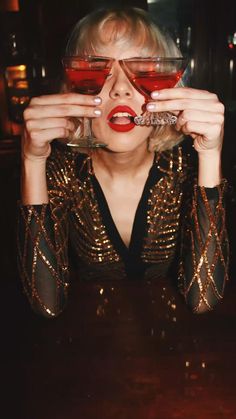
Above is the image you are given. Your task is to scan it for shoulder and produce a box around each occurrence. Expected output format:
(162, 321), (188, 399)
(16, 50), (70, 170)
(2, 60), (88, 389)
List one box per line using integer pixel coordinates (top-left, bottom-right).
(46, 140), (89, 183)
(48, 140), (89, 169)
(156, 137), (197, 178)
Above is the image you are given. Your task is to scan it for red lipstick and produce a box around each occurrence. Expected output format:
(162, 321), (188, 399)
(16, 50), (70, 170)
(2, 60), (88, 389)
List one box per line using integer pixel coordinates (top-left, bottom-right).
(107, 105), (137, 132)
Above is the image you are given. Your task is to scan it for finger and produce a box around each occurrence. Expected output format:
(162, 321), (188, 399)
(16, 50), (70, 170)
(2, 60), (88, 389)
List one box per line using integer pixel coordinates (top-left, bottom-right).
(179, 120), (222, 140)
(25, 117), (75, 131)
(146, 99), (224, 114)
(175, 110), (224, 131)
(24, 104), (102, 120)
(29, 127), (71, 143)
(151, 87), (218, 101)
(30, 93), (102, 106)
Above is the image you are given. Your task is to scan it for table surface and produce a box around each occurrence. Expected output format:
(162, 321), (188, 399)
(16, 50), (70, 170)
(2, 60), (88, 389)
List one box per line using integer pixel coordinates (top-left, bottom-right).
(1, 276), (236, 419)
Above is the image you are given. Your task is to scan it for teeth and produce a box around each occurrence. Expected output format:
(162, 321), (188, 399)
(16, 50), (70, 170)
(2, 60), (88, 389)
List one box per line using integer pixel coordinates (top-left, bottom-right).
(112, 112), (132, 117)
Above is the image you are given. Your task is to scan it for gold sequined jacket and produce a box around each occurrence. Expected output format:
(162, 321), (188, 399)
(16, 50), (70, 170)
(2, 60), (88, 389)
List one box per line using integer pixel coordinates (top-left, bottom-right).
(17, 140), (229, 317)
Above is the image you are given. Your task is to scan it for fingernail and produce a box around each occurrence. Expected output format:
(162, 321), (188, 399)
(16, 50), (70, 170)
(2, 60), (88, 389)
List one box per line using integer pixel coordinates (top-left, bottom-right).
(146, 103), (156, 111)
(151, 91), (160, 99)
(94, 97), (102, 104)
(94, 109), (102, 116)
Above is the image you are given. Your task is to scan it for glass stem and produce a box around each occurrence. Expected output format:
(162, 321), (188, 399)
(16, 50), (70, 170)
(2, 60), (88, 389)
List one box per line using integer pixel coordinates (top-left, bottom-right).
(82, 117), (92, 139)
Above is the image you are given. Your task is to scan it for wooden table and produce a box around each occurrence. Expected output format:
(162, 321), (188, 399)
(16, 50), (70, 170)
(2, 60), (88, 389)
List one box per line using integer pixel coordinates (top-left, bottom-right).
(1, 275), (236, 419)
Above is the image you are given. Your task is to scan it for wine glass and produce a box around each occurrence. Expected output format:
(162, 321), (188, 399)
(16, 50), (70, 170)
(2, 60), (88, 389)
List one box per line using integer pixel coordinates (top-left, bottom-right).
(62, 55), (114, 148)
(119, 57), (188, 126)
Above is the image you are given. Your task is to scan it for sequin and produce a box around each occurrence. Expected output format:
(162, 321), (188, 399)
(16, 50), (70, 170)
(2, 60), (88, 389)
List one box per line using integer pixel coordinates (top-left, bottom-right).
(17, 141), (229, 316)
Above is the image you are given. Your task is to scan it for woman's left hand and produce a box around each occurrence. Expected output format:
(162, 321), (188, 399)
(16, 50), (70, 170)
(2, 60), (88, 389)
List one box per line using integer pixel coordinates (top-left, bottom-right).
(148, 87), (225, 155)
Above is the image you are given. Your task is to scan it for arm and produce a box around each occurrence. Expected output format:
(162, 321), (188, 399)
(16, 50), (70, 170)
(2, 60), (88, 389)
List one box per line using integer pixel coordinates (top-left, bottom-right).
(178, 176), (229, 313)
(17, 202), (70, 317)
(149, 87), (229, 312)
(179, 93), (229, 312)
(17, 93), (102, 317)
(17, 146), (72, 318)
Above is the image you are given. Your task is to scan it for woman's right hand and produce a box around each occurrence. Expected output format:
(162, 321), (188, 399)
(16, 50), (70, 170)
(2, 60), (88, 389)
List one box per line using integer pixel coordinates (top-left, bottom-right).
(22, 93), (102, 161)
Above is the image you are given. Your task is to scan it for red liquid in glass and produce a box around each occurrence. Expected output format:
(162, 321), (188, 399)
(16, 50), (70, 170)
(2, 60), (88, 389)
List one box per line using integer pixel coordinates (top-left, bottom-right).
(65, 68), (110, 95)
(131, 70), (184, 98)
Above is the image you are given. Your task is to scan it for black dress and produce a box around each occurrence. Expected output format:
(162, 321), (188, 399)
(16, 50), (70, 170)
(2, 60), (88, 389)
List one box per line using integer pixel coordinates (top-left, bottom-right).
(17, 139), (229, 317)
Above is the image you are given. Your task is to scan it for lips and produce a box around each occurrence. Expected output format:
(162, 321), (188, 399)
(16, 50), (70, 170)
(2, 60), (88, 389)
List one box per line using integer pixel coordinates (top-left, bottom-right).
(107, 105), (137, 132)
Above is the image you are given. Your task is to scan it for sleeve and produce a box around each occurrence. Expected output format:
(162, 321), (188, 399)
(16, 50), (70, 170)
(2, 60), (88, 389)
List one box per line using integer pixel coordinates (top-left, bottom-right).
(178, 179), (229, 313)
(17, 145), (73, 318)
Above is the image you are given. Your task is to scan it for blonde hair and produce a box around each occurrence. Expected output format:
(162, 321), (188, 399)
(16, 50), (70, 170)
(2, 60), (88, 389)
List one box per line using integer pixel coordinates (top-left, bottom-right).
(65, 7), (185, 151)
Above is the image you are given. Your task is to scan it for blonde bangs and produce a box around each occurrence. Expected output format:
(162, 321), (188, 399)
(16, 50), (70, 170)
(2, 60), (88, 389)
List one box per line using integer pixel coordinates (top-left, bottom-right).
(66, 8), (169, 57)
(85, 15), (164, 56)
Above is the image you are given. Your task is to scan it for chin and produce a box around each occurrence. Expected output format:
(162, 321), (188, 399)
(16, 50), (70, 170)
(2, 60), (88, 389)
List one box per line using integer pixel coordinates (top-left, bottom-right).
(93, 126), (151, 153)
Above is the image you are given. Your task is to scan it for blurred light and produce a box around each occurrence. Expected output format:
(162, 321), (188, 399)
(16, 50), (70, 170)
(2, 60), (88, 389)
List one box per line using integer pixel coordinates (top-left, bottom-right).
(227, 32), (236, 48)
(230, 59), (234, 76)
(186, 27), (192, 49)
(5, 65), (27, 88)
(190, 58), (195, 71)
(0, 0), (19, 11)
(233, 32), (236, 44)
(41, 66), (46, 78)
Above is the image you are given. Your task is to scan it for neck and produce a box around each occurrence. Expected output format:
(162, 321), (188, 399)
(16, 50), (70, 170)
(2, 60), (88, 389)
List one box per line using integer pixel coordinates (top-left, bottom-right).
(92, 145), (154, 180)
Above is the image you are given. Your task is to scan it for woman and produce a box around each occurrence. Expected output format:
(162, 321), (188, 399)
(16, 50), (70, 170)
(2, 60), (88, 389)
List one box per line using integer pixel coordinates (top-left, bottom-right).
(17, 7), (229, 317)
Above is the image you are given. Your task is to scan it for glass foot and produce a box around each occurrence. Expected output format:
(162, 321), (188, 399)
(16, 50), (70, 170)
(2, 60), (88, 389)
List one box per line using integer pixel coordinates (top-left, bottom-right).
(67, 118), (107, 149)
(67, 137), (107, 149)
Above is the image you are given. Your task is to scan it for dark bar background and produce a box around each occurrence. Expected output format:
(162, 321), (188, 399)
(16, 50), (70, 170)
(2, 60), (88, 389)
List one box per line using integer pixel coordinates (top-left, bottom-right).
(0, 2), (236, 418)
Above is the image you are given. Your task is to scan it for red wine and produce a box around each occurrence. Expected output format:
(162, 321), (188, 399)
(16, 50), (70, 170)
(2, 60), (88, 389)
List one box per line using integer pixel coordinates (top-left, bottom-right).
(65, 68), (110, 95)
(131, 70), (183, 97)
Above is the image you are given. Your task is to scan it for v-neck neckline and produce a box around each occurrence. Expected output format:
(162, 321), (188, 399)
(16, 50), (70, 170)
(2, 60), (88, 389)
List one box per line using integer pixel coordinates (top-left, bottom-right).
(90, 153), (162, 263)
(73, 146), (183, 278)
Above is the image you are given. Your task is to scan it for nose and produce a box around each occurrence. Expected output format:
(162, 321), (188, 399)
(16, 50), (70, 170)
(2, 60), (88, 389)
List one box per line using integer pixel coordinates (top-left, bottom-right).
(109, 62), (133, 99)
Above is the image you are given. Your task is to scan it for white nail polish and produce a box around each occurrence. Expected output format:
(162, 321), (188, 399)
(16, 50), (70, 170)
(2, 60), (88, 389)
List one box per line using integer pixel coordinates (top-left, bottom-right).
(94, 109), (102, 116)
(146, 104), (155, 111)
(151, 91), (160, 99)
(94, 97), (102, 104)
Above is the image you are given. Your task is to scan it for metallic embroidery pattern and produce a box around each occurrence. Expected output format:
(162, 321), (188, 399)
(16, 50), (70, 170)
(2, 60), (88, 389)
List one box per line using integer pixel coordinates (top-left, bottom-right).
(17, 142), (229, 316)
(48, 148), (121, 265)
(178, 180), (229, 312)
(142, 148), (185, 266)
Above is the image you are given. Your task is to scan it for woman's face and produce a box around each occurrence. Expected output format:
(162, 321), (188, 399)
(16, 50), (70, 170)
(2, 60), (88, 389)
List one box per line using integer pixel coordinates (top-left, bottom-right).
(92, 43), (153, 153)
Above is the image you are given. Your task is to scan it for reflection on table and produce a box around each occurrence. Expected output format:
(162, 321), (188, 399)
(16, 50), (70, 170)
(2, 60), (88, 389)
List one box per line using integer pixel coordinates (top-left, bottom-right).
(2, 275), (236, 419)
